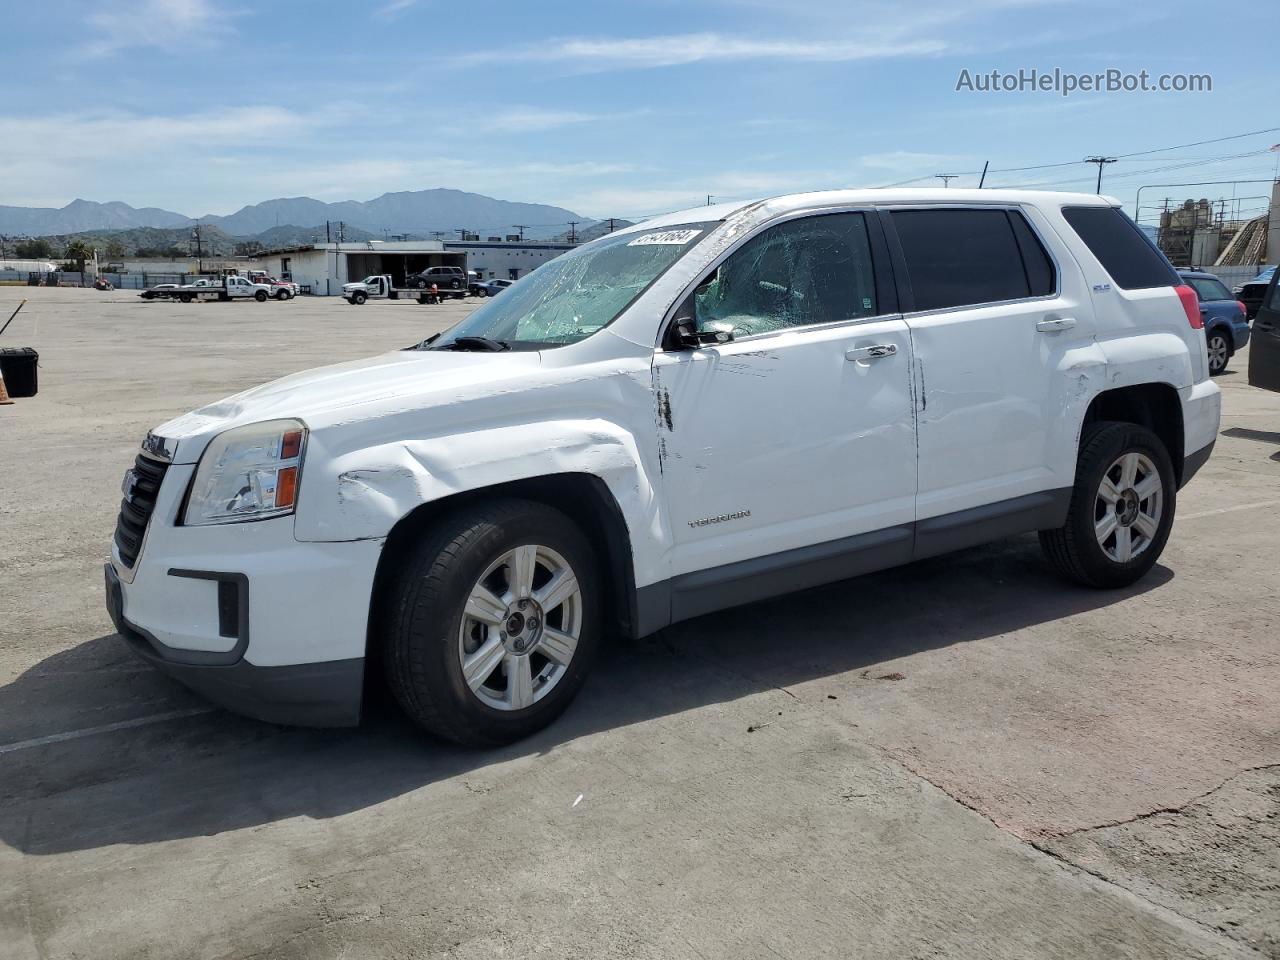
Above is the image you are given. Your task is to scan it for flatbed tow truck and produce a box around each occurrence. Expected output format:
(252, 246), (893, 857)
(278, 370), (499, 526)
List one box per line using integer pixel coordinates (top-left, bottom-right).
(140, 276), (273, 303)
(342, 275), (467, 305)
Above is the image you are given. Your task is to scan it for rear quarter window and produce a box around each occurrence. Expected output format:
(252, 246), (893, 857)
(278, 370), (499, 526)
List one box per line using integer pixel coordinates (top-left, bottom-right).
(1061, 206), (1178, 290)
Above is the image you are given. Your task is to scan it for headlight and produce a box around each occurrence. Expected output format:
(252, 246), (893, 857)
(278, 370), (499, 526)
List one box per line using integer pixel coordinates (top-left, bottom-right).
(184, 419), (307, 526)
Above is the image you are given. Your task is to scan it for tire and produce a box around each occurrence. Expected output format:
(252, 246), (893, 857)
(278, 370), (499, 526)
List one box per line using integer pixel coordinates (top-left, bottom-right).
(383, 499), (601, 746)
(1039, 421), (1176, 589)
(274, 289), (289, 300)
(449, 278), (461, 290)
(141, 291), (154, 300)
(254, 290), (268, 302)
(1206, 330), (1230, 375)
(413, 278), (427, 289)
(475, 288), (488, 298)
(179, 292), (192, 303)
(352, 291), (367, 305)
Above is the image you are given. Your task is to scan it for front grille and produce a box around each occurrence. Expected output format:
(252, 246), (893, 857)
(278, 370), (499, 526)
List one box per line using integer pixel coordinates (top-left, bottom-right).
(114, 453), (170, 568)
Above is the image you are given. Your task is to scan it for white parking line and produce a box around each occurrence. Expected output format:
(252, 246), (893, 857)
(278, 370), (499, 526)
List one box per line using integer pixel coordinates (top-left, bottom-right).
(0, 707), (215, 756)
(1181, 499), (1280, 521)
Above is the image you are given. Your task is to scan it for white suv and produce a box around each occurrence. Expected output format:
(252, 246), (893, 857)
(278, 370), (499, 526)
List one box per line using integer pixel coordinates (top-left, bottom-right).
(105, 189), (1220, 745)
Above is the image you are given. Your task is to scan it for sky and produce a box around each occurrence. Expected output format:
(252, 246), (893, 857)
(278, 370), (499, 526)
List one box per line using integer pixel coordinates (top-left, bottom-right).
(2, 0), (1277, 229)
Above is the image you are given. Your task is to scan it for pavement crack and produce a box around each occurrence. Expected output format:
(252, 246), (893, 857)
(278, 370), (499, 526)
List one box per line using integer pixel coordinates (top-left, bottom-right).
(876, 749), (1270, 959)
(1045, 762), (1280, 840)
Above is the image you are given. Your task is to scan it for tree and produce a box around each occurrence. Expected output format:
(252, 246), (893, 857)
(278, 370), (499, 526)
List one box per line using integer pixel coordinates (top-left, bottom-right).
(61, 239), (96, 270)
(14, 238), (52, 259)
(235, 240), (264, 256)
(105, 238), (128, 259)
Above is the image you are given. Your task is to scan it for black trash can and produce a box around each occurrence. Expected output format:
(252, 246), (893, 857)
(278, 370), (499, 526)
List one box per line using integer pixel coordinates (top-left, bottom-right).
(0, 347), (38, 398)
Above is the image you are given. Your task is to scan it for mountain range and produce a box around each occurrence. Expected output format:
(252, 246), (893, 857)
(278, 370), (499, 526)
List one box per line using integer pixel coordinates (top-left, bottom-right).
(0, 189), (592, 240)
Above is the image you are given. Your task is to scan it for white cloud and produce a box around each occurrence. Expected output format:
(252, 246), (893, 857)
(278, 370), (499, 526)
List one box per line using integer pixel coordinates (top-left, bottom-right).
(484, 108), (603, 132)
(376, 0), (418, 18)
(458, 32), (947, 70)
(83, 0), (229, 56)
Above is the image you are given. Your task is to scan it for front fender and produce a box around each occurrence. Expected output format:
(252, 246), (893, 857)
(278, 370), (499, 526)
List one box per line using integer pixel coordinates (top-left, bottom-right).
(293, 418), (667, 585)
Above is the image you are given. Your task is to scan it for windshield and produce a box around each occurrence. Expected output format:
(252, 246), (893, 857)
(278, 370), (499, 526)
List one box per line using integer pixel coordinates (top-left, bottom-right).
(432, 223), (715, 350)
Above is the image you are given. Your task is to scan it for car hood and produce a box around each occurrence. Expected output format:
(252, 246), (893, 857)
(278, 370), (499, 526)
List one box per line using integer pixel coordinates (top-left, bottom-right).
(152, 348), (544, 463)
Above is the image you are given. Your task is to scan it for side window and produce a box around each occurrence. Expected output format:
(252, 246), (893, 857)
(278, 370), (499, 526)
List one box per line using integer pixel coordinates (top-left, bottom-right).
(694, 212), (878, 336)
(1061, 206), (1177, 290)
(891, 208), (1036, 311)
(1267, 276), (1280, 312)
(1008, 210), (1056, 297)
(1187, 277), (1231, 301)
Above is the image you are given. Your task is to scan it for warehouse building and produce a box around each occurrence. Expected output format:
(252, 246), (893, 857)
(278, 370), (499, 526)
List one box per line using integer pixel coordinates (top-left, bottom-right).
(252, 238), (577, 295)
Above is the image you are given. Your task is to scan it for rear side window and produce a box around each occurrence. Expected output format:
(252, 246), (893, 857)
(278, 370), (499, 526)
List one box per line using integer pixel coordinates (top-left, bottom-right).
(1186, 277), (1231, 302)
(1061, 206), (1177, 290)
(891, 208), (1054, 311)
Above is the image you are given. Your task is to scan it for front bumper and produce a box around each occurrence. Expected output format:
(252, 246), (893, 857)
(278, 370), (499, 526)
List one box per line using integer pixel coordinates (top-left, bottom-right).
(106, 460), (385, 726)
(107, 563), (363, 727)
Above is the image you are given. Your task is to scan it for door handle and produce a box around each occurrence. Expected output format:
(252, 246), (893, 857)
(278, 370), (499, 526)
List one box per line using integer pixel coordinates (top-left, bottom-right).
(846, 343), (898, 361)
(1036, 316), (1076, 333)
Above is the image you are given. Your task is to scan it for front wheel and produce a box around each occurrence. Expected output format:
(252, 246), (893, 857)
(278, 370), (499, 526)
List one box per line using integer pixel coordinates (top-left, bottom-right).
(274, 289), (290, 300)
(1206, 330), (1230, 375)
(351, 291), (367, 305)
(1039, 421), (1176, 588)
(383, 499), (601, 746)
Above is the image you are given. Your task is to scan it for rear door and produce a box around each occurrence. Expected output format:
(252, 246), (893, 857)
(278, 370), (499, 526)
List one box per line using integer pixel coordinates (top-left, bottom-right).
(1248, 270), (1280, 392)
(884, 205), (1093, 536)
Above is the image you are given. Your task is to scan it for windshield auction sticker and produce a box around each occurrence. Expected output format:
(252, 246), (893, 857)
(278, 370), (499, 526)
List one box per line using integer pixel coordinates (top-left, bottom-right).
(628, 229), (703, 246)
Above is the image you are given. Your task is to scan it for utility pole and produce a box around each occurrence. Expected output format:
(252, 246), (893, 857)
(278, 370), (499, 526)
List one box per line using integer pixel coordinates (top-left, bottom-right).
(978, 161), (990, 188)
(1085, 156), (1117, 193)
(192, 224), (203, 274)
(606, 218), (617, 233)
(431, 231), (446, 240)
(935, 174), (957, 188)
(512, 224), (527, 241)
(706, 195), (715, 206)
(455, 229), (469, 240)
(567, 221), (579, 243)
(326, 220), (331, 243)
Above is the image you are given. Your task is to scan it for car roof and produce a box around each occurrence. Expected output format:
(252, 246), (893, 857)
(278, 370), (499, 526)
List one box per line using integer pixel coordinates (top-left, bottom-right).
(1178, 270), (1223, 280)
(611, 188), (1119, 236)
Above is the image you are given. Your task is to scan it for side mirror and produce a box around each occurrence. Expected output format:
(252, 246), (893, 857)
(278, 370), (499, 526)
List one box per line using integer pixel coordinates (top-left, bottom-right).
(669, 288), (732, 350)
(673, 317), (732, 348)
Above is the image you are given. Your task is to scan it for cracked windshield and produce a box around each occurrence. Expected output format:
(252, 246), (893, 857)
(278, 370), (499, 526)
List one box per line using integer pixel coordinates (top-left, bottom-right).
(433, 223), (714, 349)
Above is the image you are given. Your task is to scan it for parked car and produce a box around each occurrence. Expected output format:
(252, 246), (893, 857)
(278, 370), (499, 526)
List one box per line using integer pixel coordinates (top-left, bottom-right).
(406, 266), (467, 294)
(1178, 270), (1249, 375)
(139, 283), (178, 300)
(1233, 265), (1276, 319)
(106, 189), (1219, 747)
(472, 278), (513, 297)
(1247, 267), (1280, 393)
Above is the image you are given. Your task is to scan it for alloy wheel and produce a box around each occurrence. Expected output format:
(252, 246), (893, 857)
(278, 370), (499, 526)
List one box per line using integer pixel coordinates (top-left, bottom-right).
(457, 544), (582, 711)
(1094, 451), (1163, 563)
(1207, 335), (1228, 373)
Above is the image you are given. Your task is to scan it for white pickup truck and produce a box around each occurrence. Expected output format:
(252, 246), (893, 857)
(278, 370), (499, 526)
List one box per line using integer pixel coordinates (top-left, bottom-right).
(169, 276), (273, 303)
(342, 274), (447, 305)
(106, 189), (1219, 747)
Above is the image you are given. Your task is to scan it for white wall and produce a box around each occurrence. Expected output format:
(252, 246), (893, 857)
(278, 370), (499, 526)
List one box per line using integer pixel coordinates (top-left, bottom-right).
(447, 243), (574, 280)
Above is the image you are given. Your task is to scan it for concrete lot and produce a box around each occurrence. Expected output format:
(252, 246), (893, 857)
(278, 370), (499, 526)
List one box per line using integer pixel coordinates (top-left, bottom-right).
(1, 286), (1277, 960)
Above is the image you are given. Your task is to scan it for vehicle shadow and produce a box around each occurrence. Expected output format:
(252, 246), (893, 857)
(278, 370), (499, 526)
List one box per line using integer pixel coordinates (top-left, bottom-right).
(0, 533), (1173, 856)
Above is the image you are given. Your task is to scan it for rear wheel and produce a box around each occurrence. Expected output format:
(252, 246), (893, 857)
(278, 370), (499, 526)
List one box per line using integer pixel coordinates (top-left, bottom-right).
(1206, 330), (1230, 375)
(254, 290), (268, 302)
(383, 499), (600, 746)
(475, 287), (488, 298)
(1039, 421), (1176, 588)
(179, 292), (192, 303)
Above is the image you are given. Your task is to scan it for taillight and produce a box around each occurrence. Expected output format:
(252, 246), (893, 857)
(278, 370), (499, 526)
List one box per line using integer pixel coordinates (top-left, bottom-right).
(1236, 301), (1248, 319)
(1174, 285), (1203, 329)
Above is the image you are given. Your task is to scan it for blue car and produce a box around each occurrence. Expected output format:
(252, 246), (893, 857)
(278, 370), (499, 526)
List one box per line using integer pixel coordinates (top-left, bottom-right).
(1179, 270), (1250, 376)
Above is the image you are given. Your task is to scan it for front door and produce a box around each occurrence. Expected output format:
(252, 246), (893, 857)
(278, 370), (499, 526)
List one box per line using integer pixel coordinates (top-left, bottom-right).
(1248, 271), (1280, 393)
(653, 211), (917, 613)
